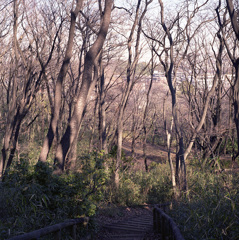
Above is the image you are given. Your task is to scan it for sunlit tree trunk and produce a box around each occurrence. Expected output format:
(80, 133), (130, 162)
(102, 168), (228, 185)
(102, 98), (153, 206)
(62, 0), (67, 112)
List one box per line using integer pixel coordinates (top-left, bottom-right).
(39, 0), (83, 162)
(54, 0), (113, 173)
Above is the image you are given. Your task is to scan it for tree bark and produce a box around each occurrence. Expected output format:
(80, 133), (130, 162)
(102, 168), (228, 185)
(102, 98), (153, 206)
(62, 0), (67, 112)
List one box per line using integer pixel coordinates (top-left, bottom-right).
(0, 0), (19, 177)
(54, 0), (113, 173)
(39, 0), (83, 162)
(225, 0), (239, 158)
(142, 49), (155, 172)
(98, 69), (107, 153)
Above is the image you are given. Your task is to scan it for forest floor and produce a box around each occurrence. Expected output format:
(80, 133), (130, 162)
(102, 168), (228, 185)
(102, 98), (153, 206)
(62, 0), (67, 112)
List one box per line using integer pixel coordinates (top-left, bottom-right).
(122, 141), (174, 170)
(122, 140), (239, 170)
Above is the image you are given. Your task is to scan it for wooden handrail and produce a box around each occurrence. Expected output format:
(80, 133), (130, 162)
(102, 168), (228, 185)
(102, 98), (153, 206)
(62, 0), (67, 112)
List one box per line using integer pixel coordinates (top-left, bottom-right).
(8, 217), (89, 240)
(153, 205), (185, 240)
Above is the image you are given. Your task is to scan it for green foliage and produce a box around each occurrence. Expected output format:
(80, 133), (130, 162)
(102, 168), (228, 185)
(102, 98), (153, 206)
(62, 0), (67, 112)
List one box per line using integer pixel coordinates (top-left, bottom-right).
(0, 152), (109, 239)
(3, 144), (238, 240)
(147, 134), (166, 146)
(220, 138), (238, 155)
(170, 168), (239, 239)
(112, 163), (173, 206)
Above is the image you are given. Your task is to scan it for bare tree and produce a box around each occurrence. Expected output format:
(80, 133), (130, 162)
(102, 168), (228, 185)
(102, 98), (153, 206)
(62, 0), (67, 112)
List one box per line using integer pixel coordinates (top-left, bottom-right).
(0, 0), (60, 177)
(113, 0), (153, 187)
(144, 0), (212, 195)
(54, 0), (113, 173)
(39, 0), (83, 163)
(225, 0), (239, 160)
(142, 47), (156, 171)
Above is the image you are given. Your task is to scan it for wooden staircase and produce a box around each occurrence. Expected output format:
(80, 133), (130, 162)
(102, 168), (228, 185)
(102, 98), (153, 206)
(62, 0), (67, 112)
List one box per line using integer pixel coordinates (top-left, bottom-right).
(96, 209), (155, 240)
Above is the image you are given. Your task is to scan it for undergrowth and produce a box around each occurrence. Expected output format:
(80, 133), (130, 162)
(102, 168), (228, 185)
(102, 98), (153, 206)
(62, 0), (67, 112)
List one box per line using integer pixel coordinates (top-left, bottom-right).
(0, 151), (107, 239)
(1, 147), (239, 240)
(170, 167), (239, 240)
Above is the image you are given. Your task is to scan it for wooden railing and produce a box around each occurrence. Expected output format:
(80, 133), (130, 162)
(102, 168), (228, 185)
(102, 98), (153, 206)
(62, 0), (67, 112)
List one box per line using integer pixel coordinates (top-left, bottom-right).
(153, 205), (185, 240)
(8, 217), (89, 240)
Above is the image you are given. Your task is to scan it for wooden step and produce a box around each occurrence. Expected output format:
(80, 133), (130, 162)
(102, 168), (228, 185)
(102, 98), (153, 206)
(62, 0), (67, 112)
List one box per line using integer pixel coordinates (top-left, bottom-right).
(103, 226), (148, 233)
(108, 223), (152, 228)
(104, 221), (153, 229)
(105, 233), (147, 240)
(96, 209), (155, 239)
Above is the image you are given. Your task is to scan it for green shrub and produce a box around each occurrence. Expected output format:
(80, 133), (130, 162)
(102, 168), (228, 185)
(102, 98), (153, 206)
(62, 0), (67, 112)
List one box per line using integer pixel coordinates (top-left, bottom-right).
(170, 168), (239, 239)
(0, 152), (109, 239)
(109, 162), (173, 206)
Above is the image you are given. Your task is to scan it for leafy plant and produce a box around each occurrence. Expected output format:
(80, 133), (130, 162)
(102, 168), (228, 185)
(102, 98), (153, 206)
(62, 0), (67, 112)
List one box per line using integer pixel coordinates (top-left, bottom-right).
(0, 152), (109, 239)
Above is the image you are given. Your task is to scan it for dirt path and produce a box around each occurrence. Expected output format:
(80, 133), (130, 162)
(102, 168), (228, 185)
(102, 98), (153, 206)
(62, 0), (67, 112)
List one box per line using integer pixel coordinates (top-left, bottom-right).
(122, 141), (175, 170)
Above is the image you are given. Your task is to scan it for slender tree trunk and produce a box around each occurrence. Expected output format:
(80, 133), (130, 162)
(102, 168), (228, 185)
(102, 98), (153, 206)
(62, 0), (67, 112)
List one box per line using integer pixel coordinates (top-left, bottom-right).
(39, 0), (83, 162)
(225, 0), (239, 158)
(115, 0), (153, 187)
(131, 112), (138, 159)
(89, 85), (98, 152)
(1, 0), (19, 177)
(115, 111), (123, 188)
(5, 109), (26, 171)
(233, 62), (239, 157)
(98, 69), (107, 153)
(142, 50), (154, 172)
(54, 0), (113, 173)
(163, 94), (177, 196)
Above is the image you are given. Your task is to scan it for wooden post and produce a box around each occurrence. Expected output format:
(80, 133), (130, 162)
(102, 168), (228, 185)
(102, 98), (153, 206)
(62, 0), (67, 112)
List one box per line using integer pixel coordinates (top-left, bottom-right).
(71, 224), (76, 240)
(161, 215), (165, 240)
(153, 208), (157, 232)
(165, 218), (170, 236)
(55, 230), (61, 240)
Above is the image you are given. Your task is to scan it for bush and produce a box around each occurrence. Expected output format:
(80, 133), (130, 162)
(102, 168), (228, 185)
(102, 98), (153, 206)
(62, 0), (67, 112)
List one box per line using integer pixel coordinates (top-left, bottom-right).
(110, 162), (173, 206)
(170, 168), (239, 239)
(0, 152), (109, 239)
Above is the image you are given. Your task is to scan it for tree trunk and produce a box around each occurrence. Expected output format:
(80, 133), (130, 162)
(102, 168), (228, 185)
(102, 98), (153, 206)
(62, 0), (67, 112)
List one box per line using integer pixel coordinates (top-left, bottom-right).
(233, 61), (239, 157)
(89, 84), (98, 152)
(39, 0), (83, 162)
(226, 0), (239, 158)
(98, 69), (107, 153)
(142, 50), (154, 172)
(54, 0), (113, 173)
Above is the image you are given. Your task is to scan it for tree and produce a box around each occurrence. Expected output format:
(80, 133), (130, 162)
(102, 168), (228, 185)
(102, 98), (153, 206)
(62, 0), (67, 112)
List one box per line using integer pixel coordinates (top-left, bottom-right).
(144, 0), (212, 195)
(225, 0), (239, 160)
(39, 0), (83, 163)
(0, 0), (60, 178)
(142, 47), (157, 171)
(114, 0), (153, 187)
(54, 0), (113, 173)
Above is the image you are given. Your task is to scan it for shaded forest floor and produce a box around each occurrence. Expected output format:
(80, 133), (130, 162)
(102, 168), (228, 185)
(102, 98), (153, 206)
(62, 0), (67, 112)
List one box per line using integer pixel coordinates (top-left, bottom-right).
(92, 142), (170, 239)
(92, 141), (239, 238)
(122, 141), (174, 170)
(122, 140), (239, 171)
